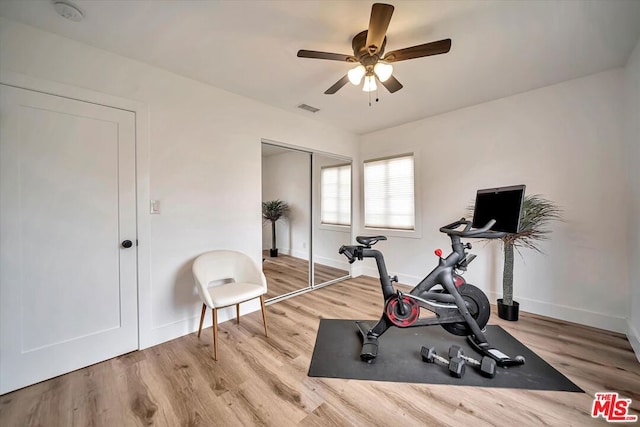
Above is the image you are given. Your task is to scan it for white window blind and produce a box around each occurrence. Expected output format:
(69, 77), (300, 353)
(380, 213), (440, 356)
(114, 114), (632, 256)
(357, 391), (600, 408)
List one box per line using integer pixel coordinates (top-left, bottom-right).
(364, 154), (415, 230)
(321, 163), (351, 226)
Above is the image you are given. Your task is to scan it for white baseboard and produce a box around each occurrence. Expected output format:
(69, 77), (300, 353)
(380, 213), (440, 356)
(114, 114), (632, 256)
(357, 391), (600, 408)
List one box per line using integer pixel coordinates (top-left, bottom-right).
(351, 263), (363, 278)
(313, 254), (351, 272)
(263, 246), (291, 255)
(357, 266), (627, 334)
(140, 300), (261, 349)
(628, 320), (640, 362)
(489, 291), (627, 333)
(290, 248), (309, 260)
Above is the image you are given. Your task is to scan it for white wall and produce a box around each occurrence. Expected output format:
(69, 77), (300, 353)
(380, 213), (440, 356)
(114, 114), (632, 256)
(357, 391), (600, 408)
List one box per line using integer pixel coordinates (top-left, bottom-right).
(262, 150), (311, 259)
(0, 18), (358, 348)
(1, 14), (635, 352)
(623, 38), (640, 358)
(360, 69), (628, 333)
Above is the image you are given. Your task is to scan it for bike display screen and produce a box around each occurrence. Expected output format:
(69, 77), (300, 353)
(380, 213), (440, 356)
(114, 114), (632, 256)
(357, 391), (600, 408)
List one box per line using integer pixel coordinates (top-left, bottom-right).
(472, 185), (525, 233)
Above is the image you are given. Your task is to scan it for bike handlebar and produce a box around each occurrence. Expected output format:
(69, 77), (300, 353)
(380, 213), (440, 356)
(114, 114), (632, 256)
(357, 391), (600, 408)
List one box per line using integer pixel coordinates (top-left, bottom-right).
(338, 245), (357, 264)
(339, 218), (505, 263)
(439, 217), (506, 239)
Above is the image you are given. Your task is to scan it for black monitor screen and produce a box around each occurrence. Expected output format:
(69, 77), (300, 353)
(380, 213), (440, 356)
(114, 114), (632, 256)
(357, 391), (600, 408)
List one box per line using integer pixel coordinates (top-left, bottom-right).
(472, 185), (525, 233)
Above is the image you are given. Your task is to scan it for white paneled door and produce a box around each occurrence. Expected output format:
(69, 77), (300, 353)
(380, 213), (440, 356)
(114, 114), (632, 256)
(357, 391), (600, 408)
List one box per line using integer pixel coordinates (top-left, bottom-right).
(0, 85), (138, 394)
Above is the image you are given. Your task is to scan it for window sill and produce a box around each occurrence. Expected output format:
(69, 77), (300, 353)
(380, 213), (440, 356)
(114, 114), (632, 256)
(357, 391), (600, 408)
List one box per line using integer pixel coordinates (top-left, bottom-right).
(319, 223), (351, 233)
(361, 226), (422, 239)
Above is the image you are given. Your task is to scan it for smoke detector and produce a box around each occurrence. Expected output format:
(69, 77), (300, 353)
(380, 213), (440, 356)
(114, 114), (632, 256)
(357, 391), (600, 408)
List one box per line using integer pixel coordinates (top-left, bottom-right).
(54, 1), (84, 22)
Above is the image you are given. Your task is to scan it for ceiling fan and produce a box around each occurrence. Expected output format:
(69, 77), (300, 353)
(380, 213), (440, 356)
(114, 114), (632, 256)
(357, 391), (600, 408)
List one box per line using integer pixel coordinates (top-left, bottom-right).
(297, 3), (451, 95)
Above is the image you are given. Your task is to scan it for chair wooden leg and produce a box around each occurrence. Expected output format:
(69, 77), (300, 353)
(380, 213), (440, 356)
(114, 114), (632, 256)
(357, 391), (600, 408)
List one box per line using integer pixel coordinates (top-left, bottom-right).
(260, 295), (268, 338)
(197, 303), (206, 338)
(236, 303), (240, 324)
(212, 308), (218, 361)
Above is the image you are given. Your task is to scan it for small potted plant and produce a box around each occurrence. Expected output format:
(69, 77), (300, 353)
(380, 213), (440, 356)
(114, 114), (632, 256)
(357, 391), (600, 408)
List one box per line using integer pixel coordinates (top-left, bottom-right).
(262, 199), (289, 257)
(497, 195), (562, 320)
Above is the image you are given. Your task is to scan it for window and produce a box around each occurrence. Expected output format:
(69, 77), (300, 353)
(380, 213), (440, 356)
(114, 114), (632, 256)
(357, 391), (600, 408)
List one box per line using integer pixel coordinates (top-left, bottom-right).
(320, 163), (351, 226)
(364, 154), (415, 230)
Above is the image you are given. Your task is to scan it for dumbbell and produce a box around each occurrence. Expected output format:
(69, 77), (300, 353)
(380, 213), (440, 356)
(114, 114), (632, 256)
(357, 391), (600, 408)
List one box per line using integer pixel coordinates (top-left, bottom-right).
(420, 346), (466, 378)
(448, 345), (497, 378)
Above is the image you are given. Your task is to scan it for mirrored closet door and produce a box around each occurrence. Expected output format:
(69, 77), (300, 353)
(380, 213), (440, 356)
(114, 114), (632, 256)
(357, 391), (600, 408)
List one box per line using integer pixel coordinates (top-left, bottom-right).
(261, 142), (352, 302)
(261, 143), (311, 300)
(312, 153), (352, 287)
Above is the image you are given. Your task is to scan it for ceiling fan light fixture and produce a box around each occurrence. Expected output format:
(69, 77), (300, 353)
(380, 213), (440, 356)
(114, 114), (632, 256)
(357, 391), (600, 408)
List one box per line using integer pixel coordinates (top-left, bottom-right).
(348, 65), (366, 85)
(362, 75), (377, 92)
(373, 61), (393, 82)
(297, 3), (451, 97)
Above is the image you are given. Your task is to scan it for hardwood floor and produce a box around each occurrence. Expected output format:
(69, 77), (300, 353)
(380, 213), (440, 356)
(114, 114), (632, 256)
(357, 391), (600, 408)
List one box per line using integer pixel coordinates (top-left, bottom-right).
(263, 252), (310, 299)
(263, 252), (349, 300)
(1, 275), (639, 426)
(312, 262), (349, 286)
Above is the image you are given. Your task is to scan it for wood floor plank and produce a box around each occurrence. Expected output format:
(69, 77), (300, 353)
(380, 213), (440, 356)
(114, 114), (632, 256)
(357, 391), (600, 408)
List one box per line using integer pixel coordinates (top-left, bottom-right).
(299, 402), (350, 427)
(1, 260), (639, 426)
(263, 252), (310, 299)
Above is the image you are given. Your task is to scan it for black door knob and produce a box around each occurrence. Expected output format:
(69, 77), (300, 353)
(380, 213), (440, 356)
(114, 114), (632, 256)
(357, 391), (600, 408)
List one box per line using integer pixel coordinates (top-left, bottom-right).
(121, 240), (133, 248)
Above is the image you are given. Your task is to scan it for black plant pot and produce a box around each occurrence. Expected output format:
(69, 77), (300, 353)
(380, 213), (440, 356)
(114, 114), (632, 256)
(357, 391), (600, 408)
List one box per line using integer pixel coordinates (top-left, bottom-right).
(497, 299), (519, 321)
(269, 248), (278, 257)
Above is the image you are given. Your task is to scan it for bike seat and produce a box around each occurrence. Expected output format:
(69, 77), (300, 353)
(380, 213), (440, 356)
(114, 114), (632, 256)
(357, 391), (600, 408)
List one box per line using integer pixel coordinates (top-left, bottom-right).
(356, 235), (387, 247)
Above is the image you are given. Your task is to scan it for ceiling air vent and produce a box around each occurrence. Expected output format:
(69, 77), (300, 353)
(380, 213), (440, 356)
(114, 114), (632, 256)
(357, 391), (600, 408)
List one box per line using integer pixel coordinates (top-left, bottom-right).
(297, 104), (320, 113)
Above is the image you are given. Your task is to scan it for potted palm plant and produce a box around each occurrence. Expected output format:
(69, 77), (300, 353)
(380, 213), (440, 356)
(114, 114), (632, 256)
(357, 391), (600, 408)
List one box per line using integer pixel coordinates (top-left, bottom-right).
(497, 195), (562, 320)
(262, 199), (289, 257)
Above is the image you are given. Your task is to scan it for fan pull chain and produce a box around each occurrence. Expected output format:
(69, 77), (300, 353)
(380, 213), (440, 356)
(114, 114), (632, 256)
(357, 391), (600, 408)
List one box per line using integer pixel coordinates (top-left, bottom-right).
(368, 86), (380, 106)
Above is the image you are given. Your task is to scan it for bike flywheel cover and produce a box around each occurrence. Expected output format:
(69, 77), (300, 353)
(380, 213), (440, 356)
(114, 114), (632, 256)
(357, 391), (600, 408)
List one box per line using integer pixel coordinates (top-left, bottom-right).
(385, 295), (420, 327)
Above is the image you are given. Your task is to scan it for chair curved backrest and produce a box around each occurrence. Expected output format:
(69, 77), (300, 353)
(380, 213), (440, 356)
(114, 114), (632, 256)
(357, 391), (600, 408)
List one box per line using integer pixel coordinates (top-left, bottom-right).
(192, 250), (267, 309)
(192, 249), (269, 360)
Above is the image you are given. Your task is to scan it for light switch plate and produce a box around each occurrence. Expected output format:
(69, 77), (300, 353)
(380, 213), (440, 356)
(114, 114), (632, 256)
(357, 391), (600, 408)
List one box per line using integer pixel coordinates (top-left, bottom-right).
(150, 199), (160, 214)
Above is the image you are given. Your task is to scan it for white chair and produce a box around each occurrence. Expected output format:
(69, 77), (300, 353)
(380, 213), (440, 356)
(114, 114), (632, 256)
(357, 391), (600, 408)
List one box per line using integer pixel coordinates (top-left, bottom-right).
(192, 250), (268, 360)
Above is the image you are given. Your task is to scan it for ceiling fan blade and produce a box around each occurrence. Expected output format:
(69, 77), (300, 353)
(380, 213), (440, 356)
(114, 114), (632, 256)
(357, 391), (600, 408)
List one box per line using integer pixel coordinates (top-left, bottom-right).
(365, 3), (394, 55)
(383, 39), (452, 63)
(380, 75), (403, 93)
(324, 75), (350, 94)
(297, 50), (356, 62)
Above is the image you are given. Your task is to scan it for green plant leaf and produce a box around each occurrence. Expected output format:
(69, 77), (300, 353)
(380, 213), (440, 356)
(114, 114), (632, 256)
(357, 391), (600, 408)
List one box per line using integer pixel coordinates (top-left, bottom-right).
(262, 199), (289, 222)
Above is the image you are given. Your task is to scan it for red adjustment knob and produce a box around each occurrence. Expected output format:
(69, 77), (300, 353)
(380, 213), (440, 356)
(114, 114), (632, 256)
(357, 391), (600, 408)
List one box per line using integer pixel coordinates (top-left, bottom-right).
(434, 249), (443, 257)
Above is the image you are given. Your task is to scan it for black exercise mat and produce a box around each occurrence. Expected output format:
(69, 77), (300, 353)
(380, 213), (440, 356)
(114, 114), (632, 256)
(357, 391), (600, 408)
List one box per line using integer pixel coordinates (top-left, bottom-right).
(308, 319), (582, 392)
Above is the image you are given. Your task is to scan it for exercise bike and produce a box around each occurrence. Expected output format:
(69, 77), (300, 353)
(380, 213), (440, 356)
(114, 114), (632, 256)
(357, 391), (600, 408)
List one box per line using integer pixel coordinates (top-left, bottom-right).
(338, 218), (525, 367)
